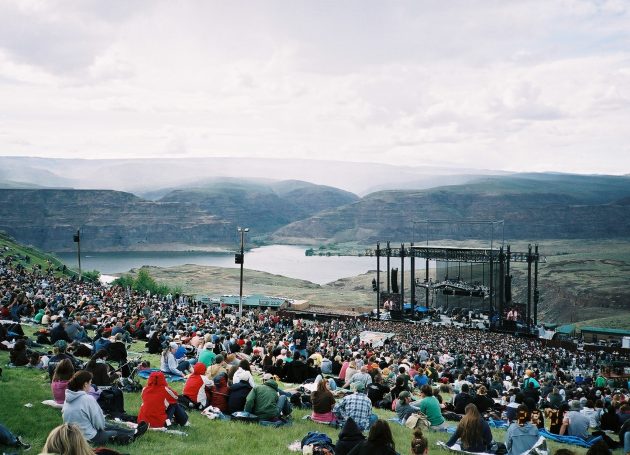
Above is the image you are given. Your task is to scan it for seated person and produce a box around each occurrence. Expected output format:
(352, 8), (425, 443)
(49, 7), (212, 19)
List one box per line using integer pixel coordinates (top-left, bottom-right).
(51, 359), (75, 405)
(9, 339), (29, 366)
(244, 375), (292, 421)
(366, 374), (389, 408)
(453, 383), (473, 414)
(333, 383), (377, 431)
(228, 377), (253, 414)
(138, 371), (188, 428)
(85, 350), (121, 387)
(506, 405), (540, 455)
(446, 403), (493, 452)
(48, 340), (82, 380)
(396, 391), (420, 422)
(345, 419), (398, 455)
(63, 371), (147, 445)
(182, 363), (213, 410)
(417, 385), (447, 431)
(411, 428), (429, 455)
(210, 372), (230, 413)
(311, 378), (336, 424)
(335, 417), (365, 455)
(472, 386), (495, 413)
(560, 400), (590, 439)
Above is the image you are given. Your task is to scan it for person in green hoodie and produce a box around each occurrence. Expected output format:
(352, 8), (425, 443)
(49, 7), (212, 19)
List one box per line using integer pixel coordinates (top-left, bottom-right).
(243, 373), (292, 421)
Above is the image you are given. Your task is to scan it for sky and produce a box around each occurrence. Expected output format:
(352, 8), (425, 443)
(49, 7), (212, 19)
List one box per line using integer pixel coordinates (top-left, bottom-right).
(0, 0), (629, 174)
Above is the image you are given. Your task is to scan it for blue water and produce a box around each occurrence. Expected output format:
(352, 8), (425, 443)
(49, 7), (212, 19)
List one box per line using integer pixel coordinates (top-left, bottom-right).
(55, 245), (419, 285)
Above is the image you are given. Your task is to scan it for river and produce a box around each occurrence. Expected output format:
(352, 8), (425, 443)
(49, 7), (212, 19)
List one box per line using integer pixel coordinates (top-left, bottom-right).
(55, 245), (419, 285)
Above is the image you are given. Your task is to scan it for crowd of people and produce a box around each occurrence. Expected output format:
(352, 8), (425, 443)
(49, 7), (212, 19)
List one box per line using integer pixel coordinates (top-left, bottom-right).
(1, 251), (630, 455)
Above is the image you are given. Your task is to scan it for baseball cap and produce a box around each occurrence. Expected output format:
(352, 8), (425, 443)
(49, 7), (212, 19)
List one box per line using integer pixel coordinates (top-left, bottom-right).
(399, 391), (411, 400)
(54, 340), (67, 350)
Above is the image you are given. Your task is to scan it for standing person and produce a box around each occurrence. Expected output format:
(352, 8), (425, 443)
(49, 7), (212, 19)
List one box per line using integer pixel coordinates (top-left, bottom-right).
(505, 405), (540, 455)
(63, 371), (147, 445)
(446, 403), (493, 452)
(138, 371), (188, 428)
(311, 378), (336, 424)
(347, 419), (399, 455)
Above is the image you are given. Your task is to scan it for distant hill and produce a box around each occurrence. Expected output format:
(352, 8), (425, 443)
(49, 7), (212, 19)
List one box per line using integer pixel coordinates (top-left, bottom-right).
(0, 179), (358, 251)
(272, 174), (630, 244)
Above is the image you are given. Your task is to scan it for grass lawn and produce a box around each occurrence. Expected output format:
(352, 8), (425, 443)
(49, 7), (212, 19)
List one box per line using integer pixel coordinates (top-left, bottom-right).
(0, 326), (590, 455)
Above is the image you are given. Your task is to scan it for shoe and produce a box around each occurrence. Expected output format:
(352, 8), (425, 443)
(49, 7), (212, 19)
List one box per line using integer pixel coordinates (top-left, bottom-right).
(183, 421), (191, 427)
(134, 421), (148, 439)
(16, 436), (31, 451)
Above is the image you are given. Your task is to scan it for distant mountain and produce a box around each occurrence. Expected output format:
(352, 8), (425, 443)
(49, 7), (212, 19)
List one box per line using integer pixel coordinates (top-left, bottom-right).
(271, 174), (630, 244)
(0, 179), (358, 251)
(0, 189), (231, 252)
(157, 179), (359, 233)
(0, 156), (503, 195)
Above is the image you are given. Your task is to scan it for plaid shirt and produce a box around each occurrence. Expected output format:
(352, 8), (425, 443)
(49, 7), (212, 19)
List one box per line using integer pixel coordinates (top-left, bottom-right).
(333, 392), (373, 431)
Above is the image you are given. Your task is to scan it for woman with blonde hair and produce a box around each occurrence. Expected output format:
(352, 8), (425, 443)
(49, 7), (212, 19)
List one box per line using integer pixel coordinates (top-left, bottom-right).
(41, 423), (95, 455)
(446, 403), (493, 452)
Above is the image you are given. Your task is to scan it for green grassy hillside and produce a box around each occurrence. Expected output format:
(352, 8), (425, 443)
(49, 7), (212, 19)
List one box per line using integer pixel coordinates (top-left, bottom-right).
(0, 326), (588, 455)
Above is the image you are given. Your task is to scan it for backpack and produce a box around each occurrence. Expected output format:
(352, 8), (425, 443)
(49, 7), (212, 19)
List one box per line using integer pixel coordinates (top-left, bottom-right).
(98, 386), (126, 418)
(301, 431), (334, 450)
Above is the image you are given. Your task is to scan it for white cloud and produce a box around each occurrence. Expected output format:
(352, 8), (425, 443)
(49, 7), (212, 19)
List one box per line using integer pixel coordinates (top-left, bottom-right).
(0, 1), (629, 174)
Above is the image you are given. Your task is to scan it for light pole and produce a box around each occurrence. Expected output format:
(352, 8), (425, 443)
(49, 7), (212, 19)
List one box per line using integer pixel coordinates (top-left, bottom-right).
(73, 228), (82, 280)
(236, 227), (249, 318)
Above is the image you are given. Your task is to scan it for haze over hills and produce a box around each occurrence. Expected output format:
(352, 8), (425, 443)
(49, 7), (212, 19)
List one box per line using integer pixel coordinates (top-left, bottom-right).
(0, 166), (629, 252)
(0, 156), (504, 196)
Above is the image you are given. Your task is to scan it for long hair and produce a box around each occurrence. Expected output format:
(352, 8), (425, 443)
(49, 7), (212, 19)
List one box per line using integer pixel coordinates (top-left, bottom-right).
(458, 403), (483, 449)
(52, 359), (75, 382)
(367, 419), (395, 450)
(316, 378), (330, 394)
(42, 423), (95, 455)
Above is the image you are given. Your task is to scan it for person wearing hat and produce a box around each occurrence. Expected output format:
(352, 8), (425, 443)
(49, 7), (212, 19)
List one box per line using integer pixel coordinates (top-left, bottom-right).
(559, 400), (590, 438)
(396, 390), (421, 422)
(333, 382), (377, 431)
(198, 342), (216, 367)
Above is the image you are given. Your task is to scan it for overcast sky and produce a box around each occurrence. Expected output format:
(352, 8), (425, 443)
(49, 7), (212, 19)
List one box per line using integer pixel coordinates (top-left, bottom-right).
(1, 0), (629, 174)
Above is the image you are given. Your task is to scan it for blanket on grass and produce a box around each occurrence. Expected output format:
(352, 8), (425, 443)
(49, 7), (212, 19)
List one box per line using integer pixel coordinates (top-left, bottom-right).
(137, 368), (185, 382)
(538, 429), (602, 448)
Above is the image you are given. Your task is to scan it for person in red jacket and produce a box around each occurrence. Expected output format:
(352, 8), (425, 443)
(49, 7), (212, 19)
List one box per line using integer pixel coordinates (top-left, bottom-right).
(138, 371), (188, 428)
(183, 363), (213, 409)
(209, 371), (230, 413)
